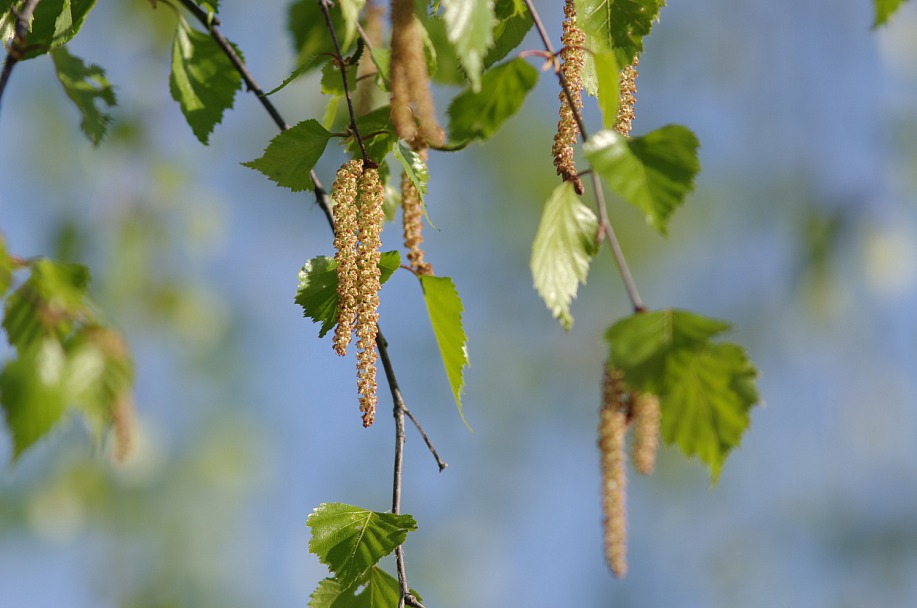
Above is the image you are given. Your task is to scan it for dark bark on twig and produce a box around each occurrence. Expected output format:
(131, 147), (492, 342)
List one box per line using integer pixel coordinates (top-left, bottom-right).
(0, 0), (43, 115)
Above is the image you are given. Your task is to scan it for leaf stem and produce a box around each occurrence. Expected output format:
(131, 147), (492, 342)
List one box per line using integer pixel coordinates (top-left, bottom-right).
(0, 0), (43, 116)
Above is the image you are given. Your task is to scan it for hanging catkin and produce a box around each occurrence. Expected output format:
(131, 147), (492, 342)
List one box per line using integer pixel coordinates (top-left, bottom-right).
(552, 0), (585, 195)
(389, 0), (444, 146)
(630, 392), (661, 475)
(354, 166), (384, 427)
(331, 160), (363, 356)
(614, 58), (639, 137)
(401, 145), (433, 276)
(599, 365), (630, 578)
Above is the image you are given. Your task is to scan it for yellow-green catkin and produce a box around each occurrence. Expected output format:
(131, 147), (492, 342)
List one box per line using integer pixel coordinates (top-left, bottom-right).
(614, 58), (639, 136)
(389, 0), (444, 146)
(599, 365), (629, 578)
(631, 392), (661, 475)
(332, 160), (364, 356)
(355, 166), (384, 427)
(401, 146), (433, 276)
(552, 0), (585, 195)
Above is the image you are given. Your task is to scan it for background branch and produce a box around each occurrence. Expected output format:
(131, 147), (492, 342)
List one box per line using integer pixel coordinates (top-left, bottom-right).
(0, 0), (43, 115)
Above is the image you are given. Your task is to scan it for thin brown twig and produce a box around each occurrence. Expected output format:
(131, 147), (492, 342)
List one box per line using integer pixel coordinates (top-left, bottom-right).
(0, 0), (43, 114)
(521, 0), (647, 313)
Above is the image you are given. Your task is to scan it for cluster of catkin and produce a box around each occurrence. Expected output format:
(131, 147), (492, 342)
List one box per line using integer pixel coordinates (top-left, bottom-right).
(331, 159), (385, 427)
(599, 365), (662, 577)
(552, 0), (586, 195)
(389, 0), (443, 146)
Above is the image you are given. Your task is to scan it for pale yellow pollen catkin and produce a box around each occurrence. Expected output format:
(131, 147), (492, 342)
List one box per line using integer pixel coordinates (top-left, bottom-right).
(599, 365), (629, 578)
(332, 160), (364, 356)
(614, 58), (639, 137)
(355, 166), (384, 427)
(112, 394), (135, 464)
(631, 392), (661, 476)
(401, 146), (433, 276)
(552, 0), (585, 195)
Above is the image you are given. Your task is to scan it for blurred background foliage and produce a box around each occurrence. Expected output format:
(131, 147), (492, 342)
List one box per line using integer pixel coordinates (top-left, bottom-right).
(1, 0), (916, 607)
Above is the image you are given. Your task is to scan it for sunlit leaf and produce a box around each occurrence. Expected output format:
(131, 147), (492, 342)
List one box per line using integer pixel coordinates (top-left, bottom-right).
(577, 0), (665, 68)
(0, 236), (14, 298)
(307, 503), (417, 587)
(16, 0), (97, 60)
(242, 120), (333, 192)
(441, 0), (496, 91)
(874, 0), (909, 26)
(446, 58), (538, 143)
(393, 144), (429, 196)
(419, 275), (469, 425)
(593, 49), (619, 129)
(50, 47), (117, 146)
(0, 340), (69, 459)
(338, 0), (366, 48)
(295, 252), (401, 338)
(605, 309), (760, 482)
(169, 20), (243, 145)
(484, 0), (533, 69)
(530, 182), (599, 330)
(308, 568), (408, 608)
(584, 126), (700, 234)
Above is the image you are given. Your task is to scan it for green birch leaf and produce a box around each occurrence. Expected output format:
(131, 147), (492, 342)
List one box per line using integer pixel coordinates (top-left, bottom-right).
(368, 48), (391, 91)
(393, 144), (429, 196)
(265, 58), (317, 96)
(874, 0), (910, 26)
(605, 309), (760, 482)
(441, 0), (496, 91)
(593, 49), (619, 129)
(50, 47), (116, 146)
(169, 20), (243, 145)
(307, 503), (417, 588)
(0, 340), (69, 460)
(295, 251), (400, 338)
(423, 15), (466, 86)
(577, 0), (664, 68)
(348, 106), (398, 165)
(584, 126), (700, 234)
(483, 0), (533, 69)
(308, 568), (410, 608)
(446, 58), (538, 143)
(193, 0), (220, 12)
(242, 120), (333, 192)
(321, 56), (358, 96)
(3, 259), (91, 350)
(17, 0), (97, 60)
(530, 182), (599, 331)
(419, 275), (469, 425)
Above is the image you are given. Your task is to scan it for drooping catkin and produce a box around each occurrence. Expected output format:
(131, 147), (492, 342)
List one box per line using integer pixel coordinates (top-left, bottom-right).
(355, 166), (385, 427)
(552, 0), (585, 195)
(631, 392), (661, 475)
(112, 394), (135, 464)
(614, 58), (639, 136)
(599, 365), (630, 578)
(401, 146), (433, 276)
(332, 160), (364, 356)
(389, 0), (444, 146)
(354, 0), (385, 116)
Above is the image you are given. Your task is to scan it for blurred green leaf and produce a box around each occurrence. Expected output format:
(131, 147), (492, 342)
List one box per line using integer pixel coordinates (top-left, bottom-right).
(0, 340), (69, 459)
(441, 0), (496, 91)
(0, 236), (14, 298)
(50, 47), (117, 146)
(483, 0), (533, 69)
(584, 126), (700, 234)
(288, 0), (349, 70)
(307, 503), (417, 588)
(874, 0), (909, 26)
(321, 59), (358, 96)
(419, 275), (469, 425)
(169, 20), (242, 145)
(349, 106), (397, 165)
(242, 120), (333, 191)
(605, 309), (760, 482)
(338, 0), (365, 49)
(593, 49), (619, 129)
(446, 58), (538, 143)
(295, 251), (401, 338)
(530, 182), (599, 331)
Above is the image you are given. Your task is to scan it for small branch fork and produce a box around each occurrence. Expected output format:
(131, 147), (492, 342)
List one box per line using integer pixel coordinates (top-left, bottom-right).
(521, 0), (647, 314)
(171, 0), (443, 604)
(0, 0), (43, 115)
